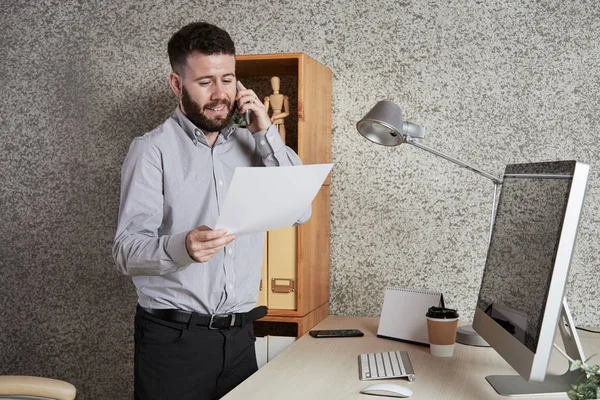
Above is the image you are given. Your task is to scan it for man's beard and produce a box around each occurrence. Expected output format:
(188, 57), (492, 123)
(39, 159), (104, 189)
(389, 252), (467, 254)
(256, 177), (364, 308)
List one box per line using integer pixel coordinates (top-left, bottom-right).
(181, 86), (236, 133)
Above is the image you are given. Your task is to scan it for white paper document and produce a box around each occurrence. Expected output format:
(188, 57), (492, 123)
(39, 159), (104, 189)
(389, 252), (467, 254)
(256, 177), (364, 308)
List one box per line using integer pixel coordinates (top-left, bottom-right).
(214, 164), (333, 236)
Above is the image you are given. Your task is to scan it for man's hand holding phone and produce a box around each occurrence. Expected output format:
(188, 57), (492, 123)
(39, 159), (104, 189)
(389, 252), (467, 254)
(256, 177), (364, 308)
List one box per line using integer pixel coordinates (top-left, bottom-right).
(236, 81), (271, 133)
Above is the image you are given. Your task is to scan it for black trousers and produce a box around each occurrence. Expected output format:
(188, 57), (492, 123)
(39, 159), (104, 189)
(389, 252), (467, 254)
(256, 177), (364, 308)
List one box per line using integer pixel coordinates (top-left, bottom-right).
(134, 307), (258, 400)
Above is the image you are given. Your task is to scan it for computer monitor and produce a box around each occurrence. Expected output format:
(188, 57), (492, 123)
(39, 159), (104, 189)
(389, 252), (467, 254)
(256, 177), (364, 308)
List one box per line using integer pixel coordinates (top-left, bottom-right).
(472, 160), (590, 396)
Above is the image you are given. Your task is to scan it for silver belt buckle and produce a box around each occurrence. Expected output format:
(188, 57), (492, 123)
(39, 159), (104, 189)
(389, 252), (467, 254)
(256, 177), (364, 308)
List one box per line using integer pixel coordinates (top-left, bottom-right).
(209, 313), (235, 329)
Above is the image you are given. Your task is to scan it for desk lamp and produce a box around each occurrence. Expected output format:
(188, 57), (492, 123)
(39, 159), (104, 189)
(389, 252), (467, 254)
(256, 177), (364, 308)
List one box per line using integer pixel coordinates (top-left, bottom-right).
(356, 100), (503, 346)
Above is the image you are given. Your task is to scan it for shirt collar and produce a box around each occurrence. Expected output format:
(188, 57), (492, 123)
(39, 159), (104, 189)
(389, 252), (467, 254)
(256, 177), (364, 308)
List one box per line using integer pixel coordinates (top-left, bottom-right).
(173, 107), (236, 145)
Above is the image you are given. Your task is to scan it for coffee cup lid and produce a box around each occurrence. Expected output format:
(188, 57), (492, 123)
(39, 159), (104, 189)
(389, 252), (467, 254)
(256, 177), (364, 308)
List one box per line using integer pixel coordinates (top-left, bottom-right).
(426, 306), (459, 319)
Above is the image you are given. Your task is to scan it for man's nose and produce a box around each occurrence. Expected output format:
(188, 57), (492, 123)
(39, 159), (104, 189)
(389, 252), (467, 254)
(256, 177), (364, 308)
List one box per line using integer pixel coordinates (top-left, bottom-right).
(211, 82), (228, 99)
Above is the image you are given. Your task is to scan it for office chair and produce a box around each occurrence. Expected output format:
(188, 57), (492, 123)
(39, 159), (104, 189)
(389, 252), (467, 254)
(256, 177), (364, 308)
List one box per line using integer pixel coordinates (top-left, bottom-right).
(0, 376), (76, 400)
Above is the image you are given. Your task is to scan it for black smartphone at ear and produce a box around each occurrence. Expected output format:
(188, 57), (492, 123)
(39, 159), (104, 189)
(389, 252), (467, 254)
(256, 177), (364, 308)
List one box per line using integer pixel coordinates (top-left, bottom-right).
(236, 81), (252, 126)
(309, 329), (364, 338)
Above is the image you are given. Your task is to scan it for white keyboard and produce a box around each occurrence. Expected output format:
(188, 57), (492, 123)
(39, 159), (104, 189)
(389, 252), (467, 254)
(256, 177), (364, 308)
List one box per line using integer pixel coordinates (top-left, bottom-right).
(358, 350), (416, 382)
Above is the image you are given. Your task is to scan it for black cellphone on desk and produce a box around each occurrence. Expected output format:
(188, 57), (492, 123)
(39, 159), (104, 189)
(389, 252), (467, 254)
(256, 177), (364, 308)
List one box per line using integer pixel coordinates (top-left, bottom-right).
(309, 329), (364, 338)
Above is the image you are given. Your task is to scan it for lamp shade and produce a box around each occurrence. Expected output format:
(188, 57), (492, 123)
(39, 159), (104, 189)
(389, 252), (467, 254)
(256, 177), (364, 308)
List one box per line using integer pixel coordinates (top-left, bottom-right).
(356, 100), (406, 146)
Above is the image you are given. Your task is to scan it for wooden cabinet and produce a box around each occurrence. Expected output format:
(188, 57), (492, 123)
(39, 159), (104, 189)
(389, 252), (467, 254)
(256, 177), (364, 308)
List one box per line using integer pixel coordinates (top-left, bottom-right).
(236, 53), (332, 338)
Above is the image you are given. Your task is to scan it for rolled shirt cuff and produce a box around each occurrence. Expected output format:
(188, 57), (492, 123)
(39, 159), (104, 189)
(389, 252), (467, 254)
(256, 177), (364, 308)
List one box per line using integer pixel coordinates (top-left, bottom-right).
(253, 124), (285, 158)
(165, 230), (196, 267)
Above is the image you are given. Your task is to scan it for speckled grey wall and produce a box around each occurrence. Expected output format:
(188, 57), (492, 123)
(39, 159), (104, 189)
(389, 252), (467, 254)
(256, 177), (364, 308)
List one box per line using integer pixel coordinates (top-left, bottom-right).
(1, 0), (599, 398)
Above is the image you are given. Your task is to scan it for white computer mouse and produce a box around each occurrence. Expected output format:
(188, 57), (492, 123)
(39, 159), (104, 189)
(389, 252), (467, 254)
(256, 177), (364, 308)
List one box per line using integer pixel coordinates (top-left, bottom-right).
(360, 382), (413, 398)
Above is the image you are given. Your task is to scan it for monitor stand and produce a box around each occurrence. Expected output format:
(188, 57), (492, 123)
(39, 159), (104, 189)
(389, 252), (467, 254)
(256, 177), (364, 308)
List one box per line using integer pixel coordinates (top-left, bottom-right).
(456, 324), (490, 347)
(486, 298), (585, 397)
(456, 182), (500, 349)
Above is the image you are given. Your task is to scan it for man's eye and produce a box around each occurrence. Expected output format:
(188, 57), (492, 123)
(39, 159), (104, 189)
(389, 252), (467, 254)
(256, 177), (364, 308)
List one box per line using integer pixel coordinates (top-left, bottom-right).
(199, 81), (210, 86)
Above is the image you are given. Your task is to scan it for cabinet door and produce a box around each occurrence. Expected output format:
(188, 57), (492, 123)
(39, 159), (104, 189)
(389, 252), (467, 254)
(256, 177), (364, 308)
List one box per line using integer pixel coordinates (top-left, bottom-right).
(254, 335), (296, 369)
(255, 337), (268, 369)
(267, 336), (296, 361)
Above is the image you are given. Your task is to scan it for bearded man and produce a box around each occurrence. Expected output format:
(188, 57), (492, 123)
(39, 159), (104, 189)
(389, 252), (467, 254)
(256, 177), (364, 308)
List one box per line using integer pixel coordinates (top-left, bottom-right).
(113, 21), (309, 400)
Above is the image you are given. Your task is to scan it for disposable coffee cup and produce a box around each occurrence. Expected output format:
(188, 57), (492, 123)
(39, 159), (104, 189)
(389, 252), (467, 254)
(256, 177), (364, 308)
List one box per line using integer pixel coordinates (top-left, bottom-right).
(426, 306), (459, 357)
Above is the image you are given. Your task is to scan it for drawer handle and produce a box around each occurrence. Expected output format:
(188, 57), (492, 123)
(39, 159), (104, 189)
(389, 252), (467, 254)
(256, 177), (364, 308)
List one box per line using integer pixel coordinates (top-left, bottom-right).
(271, 278), (295, 293)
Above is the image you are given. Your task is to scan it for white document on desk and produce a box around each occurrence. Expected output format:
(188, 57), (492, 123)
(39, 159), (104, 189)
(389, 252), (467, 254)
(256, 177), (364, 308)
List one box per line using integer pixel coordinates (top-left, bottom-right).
(214, 163), (333, 236)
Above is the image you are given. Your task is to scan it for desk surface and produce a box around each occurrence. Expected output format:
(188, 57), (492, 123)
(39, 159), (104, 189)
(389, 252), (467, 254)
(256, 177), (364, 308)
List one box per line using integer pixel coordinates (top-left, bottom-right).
(224, 316), (600, 400)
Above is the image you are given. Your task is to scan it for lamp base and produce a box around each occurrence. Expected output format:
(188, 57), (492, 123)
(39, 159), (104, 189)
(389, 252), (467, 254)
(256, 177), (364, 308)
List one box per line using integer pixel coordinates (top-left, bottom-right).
(456, 325), (490, 347)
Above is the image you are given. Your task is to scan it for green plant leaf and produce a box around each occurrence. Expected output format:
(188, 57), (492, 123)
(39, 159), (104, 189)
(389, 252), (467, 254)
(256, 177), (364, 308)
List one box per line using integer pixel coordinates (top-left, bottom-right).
(231, 110), (246, 128)
(571, 360), (585, 371)
(568, 359), (600, 399)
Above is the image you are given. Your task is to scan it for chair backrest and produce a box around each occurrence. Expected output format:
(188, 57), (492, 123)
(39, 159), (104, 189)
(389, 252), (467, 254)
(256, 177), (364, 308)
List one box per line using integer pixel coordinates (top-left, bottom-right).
(0, 376), (76, 400)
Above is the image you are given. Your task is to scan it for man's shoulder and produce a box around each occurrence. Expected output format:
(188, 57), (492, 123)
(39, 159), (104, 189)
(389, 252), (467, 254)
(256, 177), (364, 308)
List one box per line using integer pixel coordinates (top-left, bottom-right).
(137, 116), (181, 145)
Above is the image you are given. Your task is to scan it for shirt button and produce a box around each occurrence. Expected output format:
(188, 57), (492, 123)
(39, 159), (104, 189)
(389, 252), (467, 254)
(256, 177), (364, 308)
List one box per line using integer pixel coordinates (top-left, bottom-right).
(227, 283), (233, 290)
(227, 248), (233, 255)
(218, 179), (224, 186)
(260, 140), (266, 146)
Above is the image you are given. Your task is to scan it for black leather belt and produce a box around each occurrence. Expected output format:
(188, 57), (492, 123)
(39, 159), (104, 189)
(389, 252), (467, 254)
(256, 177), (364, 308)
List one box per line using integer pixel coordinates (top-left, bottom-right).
(138, 305), (268, 329)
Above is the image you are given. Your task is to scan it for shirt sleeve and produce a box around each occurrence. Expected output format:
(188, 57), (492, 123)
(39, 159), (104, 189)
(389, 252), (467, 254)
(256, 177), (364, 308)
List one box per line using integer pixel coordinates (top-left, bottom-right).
(252, 125), (312, 224)
(112, 138), (195, 276)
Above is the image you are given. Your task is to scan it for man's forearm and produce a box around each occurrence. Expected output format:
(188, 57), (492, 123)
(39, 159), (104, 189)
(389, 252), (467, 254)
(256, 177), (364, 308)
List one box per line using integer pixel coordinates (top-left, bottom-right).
(112, 230), (193, 276)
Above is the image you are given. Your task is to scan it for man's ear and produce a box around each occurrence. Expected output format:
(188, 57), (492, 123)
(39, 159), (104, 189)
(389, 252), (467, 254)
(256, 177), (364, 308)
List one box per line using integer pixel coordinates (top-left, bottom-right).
(169, 72), (183, 97)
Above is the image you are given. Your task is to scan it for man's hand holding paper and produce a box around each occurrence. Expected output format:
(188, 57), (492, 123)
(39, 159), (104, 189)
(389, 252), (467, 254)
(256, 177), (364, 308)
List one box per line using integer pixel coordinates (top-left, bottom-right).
(185, 226), (236, 263)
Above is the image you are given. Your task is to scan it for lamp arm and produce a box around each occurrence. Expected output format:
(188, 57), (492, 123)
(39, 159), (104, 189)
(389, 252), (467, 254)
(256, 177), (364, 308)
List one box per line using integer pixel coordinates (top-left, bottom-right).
(405, 136), (503, 185)
(489, 183), (500, 244)
(404, 136), (502, 245)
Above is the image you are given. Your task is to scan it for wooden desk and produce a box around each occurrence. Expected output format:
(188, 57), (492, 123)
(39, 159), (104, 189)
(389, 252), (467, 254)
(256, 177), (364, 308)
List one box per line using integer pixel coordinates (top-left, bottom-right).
(224, 316), (600, 400)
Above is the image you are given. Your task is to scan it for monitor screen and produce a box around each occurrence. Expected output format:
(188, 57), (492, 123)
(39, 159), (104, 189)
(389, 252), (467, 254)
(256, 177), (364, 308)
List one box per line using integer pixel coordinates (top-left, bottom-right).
(477, 162), (573, 353)
(473, 160), (589, 393)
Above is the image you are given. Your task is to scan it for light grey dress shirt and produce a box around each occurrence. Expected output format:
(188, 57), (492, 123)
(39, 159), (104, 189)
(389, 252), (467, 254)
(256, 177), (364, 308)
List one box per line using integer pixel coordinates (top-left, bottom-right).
(113, 107), (310, 314)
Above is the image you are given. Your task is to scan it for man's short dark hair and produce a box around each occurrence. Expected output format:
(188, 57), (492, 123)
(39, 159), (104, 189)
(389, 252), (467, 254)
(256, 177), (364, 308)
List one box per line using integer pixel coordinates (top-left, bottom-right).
(168, 22), (236, 75)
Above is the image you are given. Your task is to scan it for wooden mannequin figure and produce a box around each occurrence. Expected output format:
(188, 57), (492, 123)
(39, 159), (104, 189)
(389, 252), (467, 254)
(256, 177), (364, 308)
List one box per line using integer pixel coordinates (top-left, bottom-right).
(263, 76), (289, 142)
